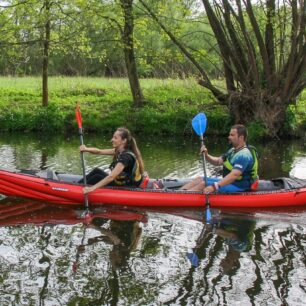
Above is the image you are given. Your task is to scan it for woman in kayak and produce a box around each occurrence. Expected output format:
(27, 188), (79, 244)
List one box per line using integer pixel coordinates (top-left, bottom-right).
(79, 127), (145, 194)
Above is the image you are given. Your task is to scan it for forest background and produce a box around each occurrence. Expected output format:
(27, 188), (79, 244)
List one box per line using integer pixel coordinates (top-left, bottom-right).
(0, 0), (305, 139)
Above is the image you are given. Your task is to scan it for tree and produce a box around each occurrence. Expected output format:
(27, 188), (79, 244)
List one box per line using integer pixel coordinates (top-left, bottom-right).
(38, 0), (92, 106)
(0, 0), (92, 106)
(1, 0), (218, 79)
(119, 0), (145, 107)
(42, 0), (50, 107)
(0, 1), (37, 75)
(72, 0), (145, 107)
(140, 0), (306, 137)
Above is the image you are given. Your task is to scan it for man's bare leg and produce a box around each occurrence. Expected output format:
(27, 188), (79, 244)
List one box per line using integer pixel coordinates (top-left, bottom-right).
(180, 176), (205, 191)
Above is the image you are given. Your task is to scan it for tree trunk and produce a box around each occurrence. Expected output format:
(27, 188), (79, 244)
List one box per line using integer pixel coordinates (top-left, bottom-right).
(227, 91), (288, 138)
(120, 0), (145, 108)
(42, 0), (50, 107)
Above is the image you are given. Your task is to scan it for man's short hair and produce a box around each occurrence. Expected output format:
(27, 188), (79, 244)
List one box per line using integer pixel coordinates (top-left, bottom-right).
(231, 124), (248, 140)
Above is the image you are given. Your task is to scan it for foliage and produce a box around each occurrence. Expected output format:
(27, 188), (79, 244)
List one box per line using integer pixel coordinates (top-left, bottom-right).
(247, 121), (268, 141)
(0, 0), (220, 78)
(0, 0), (93, 75)
(283, 107), (297, 136)
(0, 104), (65, 132)
(0, 77), (304, 138)
(0, 77), (220, 134)
(285, 91), (306, 136)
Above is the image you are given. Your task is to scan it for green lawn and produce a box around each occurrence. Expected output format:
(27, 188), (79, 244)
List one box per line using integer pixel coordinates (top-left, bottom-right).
(0, 76), (304, 138)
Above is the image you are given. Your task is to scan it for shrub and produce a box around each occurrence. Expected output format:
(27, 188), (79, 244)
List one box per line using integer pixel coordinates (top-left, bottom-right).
(247, 121), (267, 140)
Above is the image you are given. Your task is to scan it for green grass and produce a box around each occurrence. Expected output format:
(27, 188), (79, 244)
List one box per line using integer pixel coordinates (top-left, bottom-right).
(0, 76), (230, 135)
(0, 76), (304, 138)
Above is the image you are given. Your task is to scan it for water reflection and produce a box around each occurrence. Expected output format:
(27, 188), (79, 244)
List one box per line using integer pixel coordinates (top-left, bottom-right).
(0, 198), (148, 305)
(0, 132), (305, 179)
(0, 198), (147, 227)
(80, 217), (143, 271)
(188, 215), (255, 274)
(0, 198), (306, 305)
(290, 156), (306, 179)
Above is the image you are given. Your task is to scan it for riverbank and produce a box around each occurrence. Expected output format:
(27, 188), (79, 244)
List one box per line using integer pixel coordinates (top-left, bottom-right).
(0, 76), (305, 139)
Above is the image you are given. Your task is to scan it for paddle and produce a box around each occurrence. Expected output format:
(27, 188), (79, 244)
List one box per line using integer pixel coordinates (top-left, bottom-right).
(75, 103), (89, 212)
(192, 112), (212, 223)
(187, 222), (214, 267)
(72, 225), (87, 274)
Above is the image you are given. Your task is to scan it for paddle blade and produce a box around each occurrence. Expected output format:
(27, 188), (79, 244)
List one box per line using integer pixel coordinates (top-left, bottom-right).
(75, 104), (83, 129)
(192, 113), (207, 136)
(205, 207), (212, 224)
(187, 252), (199, 267)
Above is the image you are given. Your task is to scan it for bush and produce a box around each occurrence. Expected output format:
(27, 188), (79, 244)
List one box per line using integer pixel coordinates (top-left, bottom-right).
(0, 77), (305, 138)
(247, 121), (267, 140)
(32, 104), (65, 132)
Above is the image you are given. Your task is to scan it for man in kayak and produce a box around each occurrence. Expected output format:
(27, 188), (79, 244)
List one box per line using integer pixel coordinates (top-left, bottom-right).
(79, 127), (145, 194)
(181, 124), (258, 193)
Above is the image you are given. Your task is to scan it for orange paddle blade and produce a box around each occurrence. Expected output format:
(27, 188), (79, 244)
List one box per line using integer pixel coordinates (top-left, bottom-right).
(75, 104), (82, 129)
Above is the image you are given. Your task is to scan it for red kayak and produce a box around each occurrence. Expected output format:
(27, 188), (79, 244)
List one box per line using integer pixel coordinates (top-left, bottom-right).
(0, 169), (305, 208)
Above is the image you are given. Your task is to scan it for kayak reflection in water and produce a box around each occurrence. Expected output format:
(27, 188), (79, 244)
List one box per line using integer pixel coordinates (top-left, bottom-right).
(85, 217), (143, 270)
(188, 215), (255, 274)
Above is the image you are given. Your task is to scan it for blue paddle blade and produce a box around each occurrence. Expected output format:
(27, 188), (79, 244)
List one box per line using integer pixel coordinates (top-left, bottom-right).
(192, 113), (207, 136)
(187, 252), (199, 267)
(206, 208), (212, 224)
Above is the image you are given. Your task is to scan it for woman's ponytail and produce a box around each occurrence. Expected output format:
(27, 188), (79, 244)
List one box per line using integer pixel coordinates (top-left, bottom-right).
(130, 137), (145, 175)
(116, 127), (145, 175)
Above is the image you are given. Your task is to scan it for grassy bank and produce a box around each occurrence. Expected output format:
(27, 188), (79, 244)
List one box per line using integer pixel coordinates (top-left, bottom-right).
(0, 76), (305, 138)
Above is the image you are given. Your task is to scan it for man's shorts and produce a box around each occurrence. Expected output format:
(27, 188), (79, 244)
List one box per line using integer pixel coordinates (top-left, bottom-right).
(204, 177), (245, 193)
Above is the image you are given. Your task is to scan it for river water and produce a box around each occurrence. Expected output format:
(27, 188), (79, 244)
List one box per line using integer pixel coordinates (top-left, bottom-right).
(0, 132), (305, 306)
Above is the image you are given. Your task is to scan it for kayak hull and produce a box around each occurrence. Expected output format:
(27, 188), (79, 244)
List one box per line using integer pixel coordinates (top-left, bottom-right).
(0, 169), (306, 208)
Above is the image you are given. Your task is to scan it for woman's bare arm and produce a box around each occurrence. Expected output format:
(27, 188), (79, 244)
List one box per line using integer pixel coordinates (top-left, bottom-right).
(80, 145), (115, 155)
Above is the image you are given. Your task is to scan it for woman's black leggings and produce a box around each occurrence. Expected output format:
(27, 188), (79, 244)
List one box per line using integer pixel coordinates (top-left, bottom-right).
(78, 168), (112, 185)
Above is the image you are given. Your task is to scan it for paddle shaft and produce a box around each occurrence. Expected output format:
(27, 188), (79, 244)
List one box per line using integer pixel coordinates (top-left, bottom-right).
(200, 135), (210, 207)
(78, 127), (89, 210)
(73, 225), (87, 274)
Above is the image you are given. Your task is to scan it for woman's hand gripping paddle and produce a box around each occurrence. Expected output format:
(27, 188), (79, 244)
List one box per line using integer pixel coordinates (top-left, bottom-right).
(192, 112), (212, 223)
(76, 103), (90, 213)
